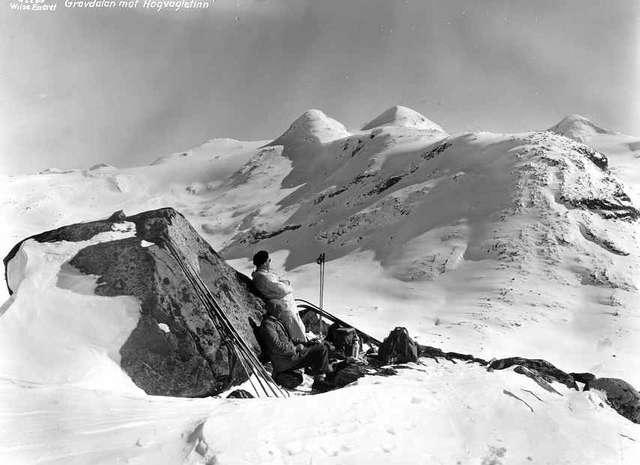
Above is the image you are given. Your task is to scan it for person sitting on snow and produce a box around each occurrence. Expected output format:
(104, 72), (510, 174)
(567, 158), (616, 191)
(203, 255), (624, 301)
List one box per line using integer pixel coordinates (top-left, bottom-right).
(259, 304), (333, 381)
(251, 250), (307, 343)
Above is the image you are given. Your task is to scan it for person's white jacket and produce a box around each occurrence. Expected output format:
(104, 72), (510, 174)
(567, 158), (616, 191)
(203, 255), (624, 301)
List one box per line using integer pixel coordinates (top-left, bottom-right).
(252, 266), (307, 343)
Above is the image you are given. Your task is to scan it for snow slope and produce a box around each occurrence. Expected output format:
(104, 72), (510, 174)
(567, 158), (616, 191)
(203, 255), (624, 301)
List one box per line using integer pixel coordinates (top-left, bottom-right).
(3, 361), (639, 465)
(1, 109), (640, 464)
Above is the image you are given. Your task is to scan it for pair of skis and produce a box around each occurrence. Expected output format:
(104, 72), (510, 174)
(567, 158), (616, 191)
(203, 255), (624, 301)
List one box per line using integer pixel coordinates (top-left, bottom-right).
(160, 236), (288, 399)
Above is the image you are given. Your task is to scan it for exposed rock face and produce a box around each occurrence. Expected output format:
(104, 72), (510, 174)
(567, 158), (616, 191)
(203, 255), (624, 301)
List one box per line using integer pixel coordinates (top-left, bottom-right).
(588, 378), (640, 424)
(3, 208), (267, 397)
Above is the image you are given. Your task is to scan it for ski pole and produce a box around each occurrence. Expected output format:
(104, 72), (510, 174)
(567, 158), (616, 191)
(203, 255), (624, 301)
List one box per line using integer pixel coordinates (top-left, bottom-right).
(316, 253), (325, 309)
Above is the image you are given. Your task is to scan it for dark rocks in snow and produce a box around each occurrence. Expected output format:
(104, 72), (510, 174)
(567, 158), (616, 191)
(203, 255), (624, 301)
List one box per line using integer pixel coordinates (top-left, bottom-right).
(235, 224), (302, 246)
(314, 186), (349, 205)
(418, 345), (488, 366)
(573, 145), (608, 170)
(578, 223), (629, 256)
(353, 172), (375, 184)
(4, 208), (268, 397)
(487, 357), (578, 390)
(422, 141), (451, 160)
(558, 195), (640, 221)
(370, 175), (403, 195)
(488, 359), (640, 423)
(416, 338), (640, 424)
(586, 378), (640, 424)
(373, 325), (640, 424)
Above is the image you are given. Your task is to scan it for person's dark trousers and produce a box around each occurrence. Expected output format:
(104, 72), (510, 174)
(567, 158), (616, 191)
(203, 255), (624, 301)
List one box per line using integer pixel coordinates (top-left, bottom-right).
(290, 342), (330, 375)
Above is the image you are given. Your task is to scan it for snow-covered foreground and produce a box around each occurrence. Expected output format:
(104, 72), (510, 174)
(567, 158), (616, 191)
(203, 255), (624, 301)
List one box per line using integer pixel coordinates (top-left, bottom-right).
(2, 361), (639, 465)
(1, 108), (640, 463)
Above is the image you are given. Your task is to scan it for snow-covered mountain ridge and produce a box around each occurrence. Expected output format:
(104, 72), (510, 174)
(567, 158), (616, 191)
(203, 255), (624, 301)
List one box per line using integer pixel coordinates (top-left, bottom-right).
(2, 108), (640, 464)
(2, 108), (639, 373)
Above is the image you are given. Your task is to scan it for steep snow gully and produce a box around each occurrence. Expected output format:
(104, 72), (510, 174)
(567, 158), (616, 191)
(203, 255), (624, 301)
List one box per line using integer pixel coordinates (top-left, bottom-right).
(1, 107), (640, 464)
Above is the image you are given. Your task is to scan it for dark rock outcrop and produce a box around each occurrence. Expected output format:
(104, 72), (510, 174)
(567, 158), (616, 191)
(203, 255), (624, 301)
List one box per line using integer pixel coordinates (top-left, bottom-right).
(3, 208), (268, 397)
(573, 145), (608, 171)
(558, 195), (640, 221)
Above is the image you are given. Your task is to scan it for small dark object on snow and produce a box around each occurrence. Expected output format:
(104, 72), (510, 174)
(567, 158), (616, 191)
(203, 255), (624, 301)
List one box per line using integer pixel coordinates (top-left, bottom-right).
(378, 327), (418, 365)
(417, 344), (487, 365)
(273, 370), (304, 389)
(326, 324), (360, 358)
(330, 361), (367, 388)
(311, 377), (335, 393)
(227, 389), (254, 399)
(307, 360), (369, 393)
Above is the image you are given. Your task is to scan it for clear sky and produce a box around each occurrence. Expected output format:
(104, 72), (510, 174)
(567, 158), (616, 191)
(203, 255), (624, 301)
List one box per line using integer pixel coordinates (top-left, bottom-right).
(1, 0), (638, 174)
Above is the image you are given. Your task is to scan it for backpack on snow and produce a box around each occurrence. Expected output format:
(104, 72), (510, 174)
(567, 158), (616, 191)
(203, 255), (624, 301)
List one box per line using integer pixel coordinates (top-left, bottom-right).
(378, 327), (418, 364)
(326, 323), (360, 358)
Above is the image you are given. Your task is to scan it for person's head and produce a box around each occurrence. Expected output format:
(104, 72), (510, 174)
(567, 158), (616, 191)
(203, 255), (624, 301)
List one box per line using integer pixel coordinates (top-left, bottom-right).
(253, 250), (270, 268)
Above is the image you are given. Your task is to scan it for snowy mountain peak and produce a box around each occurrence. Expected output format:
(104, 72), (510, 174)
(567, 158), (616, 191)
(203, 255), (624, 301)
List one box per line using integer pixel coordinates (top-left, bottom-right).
(549, 114), (616, 142)
(270, 109), (349, 147)
(362, 105), (446, 132)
